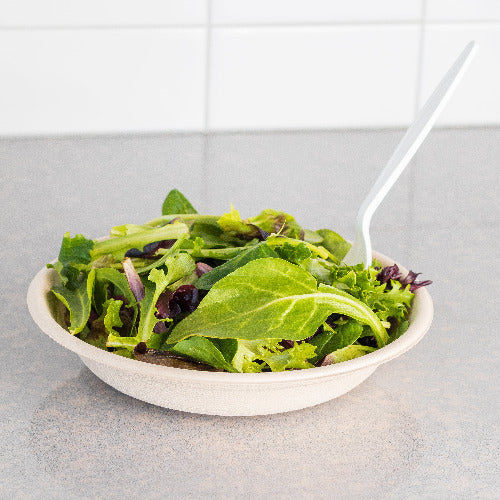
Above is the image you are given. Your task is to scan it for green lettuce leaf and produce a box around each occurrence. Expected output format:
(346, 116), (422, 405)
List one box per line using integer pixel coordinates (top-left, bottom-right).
(51, 269), (96, 334)
(217, 206), (258, 238)
(231, 339), (316, 372)
(48, 232), (94, 289)
(273, 241), (312, 264)
(322, 344), (376, 365)
(330, 263), (413, 323)
(95, 268), (136, 304)
(90, 222), (189, 261)
(103, 298), (123, 336)
(217, 207), (304, 240)
(136, 253), (196, 343)
(168, 258), (387, 345)
(389, 319), (409, 343)
(162, 189), (198, 215)
(196, 242), (278, 290)
(315, 229), (351, 263)
(247, 209), (303, 239)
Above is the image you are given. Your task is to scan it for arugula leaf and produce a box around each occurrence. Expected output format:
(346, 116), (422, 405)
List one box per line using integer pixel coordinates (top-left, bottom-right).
(169, 337), (237, 372)
(162, 189), (198, 215)
(51, 269), (96, 334)
(231, 339), (316, 372)
(196, 242), (278, 290)
(315, 229), (351, 263)
(48, 232), (94, 289)
(167, 258), (386, 345)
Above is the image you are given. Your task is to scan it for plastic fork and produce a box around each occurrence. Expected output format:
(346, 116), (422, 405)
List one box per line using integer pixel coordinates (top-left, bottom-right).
(342, 41), (477, 267)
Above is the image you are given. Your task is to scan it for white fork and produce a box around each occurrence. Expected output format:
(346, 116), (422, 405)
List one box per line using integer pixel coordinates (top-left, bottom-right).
(343, 41), (477, 267)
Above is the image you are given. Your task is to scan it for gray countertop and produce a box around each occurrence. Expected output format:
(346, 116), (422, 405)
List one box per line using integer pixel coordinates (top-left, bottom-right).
(1, 128), (499, 499)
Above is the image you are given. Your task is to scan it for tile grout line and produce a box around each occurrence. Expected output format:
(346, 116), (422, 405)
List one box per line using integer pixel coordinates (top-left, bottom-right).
(415, 0), (428, 116)
(200, 0), (213, 209)
(203, 0), (213, 132)
(409, 0), (428, 264)
(1, 20), (499, 30)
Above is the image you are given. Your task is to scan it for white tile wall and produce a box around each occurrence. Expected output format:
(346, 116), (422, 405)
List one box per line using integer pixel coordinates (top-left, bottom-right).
(208, 26), (420, 130)
(0, 29), (206, 135)
(426, 0), (500, 22)
(211, 0), (422, 24)
(420, 24), (500, 126)
(1, 1), (207, 27)
(0, 0), (498, 135)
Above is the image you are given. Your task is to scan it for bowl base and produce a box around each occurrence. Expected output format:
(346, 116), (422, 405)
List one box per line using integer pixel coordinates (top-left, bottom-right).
(80, 355), (377, 416)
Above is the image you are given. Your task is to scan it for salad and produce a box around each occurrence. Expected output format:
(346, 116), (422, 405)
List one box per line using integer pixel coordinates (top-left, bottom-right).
(48, 189), (431, 373)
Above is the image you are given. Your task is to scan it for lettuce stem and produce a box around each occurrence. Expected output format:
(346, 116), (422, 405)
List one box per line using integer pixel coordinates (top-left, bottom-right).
(90, 222), (189, 258)
(145, 214), (220, 227)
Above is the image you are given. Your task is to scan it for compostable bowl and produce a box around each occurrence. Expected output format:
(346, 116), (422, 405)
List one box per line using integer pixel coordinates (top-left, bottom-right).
(27, 250), (433, 416)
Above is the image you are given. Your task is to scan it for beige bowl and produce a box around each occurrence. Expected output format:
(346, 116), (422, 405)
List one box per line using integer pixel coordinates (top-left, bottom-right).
(27, 250), (433, 416)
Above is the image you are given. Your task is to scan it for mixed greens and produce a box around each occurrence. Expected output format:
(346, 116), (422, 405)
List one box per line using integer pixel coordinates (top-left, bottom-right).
(48, 189), (431, 372)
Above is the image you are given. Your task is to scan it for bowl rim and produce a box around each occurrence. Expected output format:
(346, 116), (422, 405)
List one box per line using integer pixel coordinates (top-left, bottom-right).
(27, 249), (433, 384)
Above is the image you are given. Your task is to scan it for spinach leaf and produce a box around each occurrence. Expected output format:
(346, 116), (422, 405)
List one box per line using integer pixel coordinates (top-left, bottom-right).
(51, 269), (96, 334)
(169, 337), (237, 372)
(308, 320), (364, 364)
(168, 258), (387, 345)
(196, 242), (278, 290)
(162, 189), (198, 215)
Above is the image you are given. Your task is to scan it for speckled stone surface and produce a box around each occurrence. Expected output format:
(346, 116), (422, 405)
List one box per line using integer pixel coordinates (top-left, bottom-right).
(1, 128), (499, 499)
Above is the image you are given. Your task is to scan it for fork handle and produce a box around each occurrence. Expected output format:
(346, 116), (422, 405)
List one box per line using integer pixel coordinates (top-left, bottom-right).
(343, 41), (477, 267)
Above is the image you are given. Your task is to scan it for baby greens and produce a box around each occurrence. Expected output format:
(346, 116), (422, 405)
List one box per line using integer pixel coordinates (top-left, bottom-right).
(48, 189), (429, 373)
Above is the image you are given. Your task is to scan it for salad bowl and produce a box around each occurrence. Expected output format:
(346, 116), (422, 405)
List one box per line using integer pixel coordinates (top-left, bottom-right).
(27, 249), (433, 416)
